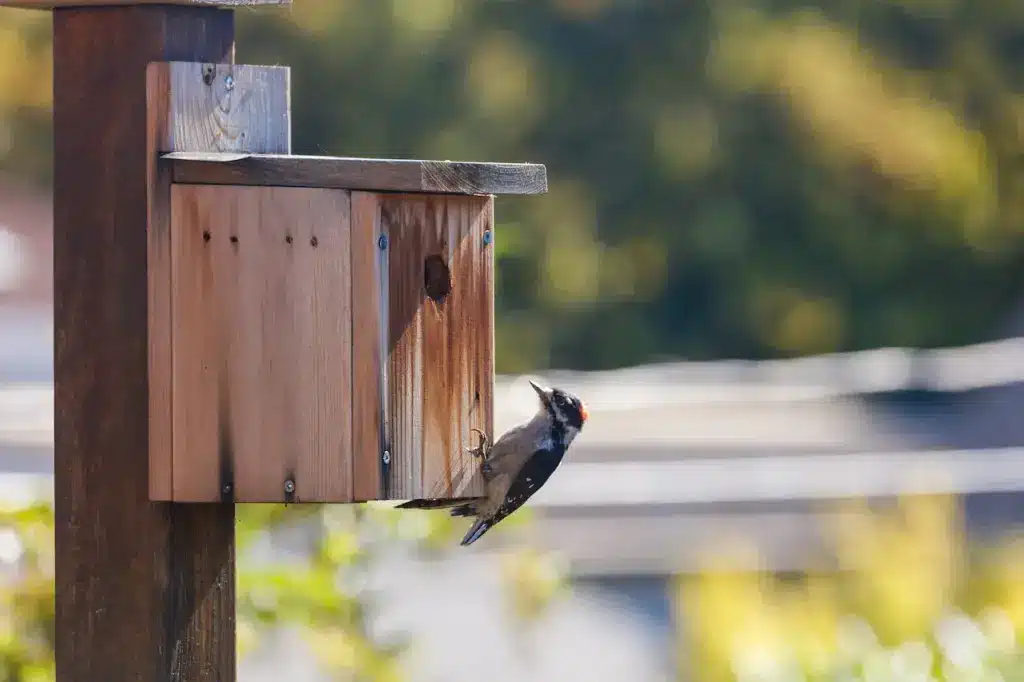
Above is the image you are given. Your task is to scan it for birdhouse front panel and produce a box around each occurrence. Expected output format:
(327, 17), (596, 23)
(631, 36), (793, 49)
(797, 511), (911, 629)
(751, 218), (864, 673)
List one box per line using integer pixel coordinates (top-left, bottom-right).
(167, 184), (354, 502)
(152, 182), (494, 503)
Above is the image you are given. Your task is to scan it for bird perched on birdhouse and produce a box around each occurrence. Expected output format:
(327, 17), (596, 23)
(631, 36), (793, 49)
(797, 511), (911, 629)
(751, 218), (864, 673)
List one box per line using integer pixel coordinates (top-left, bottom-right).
(397, 379), (588, 546)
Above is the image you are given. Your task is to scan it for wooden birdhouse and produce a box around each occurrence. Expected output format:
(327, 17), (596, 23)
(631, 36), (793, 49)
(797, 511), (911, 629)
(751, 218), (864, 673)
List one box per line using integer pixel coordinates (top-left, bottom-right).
(145, 61), (545, 504)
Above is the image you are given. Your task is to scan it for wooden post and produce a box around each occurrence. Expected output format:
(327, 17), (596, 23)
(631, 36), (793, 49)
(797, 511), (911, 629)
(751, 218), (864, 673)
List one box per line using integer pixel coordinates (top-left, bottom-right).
(3, 0), (292, 679)
(53, 9), (235, 680)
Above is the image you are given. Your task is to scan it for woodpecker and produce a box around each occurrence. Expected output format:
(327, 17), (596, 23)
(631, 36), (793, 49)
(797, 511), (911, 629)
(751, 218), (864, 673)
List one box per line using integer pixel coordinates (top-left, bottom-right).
(396, 379), (588, 546)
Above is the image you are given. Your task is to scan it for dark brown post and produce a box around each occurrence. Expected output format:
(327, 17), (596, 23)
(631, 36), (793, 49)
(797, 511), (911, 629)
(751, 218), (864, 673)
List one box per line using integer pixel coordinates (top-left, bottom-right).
(48, 3), (242, 680)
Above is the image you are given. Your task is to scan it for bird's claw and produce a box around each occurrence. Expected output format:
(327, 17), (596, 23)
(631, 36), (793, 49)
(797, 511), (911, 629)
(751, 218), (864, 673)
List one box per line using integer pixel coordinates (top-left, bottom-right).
(466, 428), (494, 481)
(465, 428), (490, 459)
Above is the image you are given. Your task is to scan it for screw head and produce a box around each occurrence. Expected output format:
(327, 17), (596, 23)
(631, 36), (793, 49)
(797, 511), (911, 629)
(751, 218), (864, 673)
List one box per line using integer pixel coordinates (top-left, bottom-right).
(483, 230), (492, 246)
(225, 75), (235, 91)
(378, 234), (389, 250)
(222, 484), (232, 495)
(382, 450), (391, 465)
(283, 479), (295, 494)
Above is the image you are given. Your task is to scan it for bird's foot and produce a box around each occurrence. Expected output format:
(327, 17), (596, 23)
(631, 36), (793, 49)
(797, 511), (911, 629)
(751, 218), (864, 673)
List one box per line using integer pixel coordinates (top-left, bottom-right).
(466, 428), (493, 480)
(466, 428), (490, 459)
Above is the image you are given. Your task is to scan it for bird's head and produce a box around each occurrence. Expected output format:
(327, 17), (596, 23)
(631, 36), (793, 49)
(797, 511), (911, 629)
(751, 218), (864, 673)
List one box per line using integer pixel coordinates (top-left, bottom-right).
(529, 379), (588, 432)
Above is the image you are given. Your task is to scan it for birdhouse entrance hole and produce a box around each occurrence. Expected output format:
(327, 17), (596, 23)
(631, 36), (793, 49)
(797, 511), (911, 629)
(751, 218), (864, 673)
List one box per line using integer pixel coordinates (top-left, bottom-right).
(424, 254), (452, 304)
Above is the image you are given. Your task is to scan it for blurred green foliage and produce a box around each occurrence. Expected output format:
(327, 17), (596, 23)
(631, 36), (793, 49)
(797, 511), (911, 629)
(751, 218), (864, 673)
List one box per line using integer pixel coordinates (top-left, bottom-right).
(235, 503), (566, 680)
(0, 502), (54, 682)
(0, 492), (1022, 682)
(2, 0), (1024, 370)
(677, 494), (1024, 682)
(0, 498), (565, 682)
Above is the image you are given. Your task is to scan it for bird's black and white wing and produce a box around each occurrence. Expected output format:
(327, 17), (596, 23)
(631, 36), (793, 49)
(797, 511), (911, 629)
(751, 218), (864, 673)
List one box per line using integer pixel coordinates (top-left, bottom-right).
(458, 446), (563, 546)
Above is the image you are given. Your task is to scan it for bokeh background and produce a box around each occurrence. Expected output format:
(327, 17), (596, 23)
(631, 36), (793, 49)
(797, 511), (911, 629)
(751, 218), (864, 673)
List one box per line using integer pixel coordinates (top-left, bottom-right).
(2, 0), (1024, 680)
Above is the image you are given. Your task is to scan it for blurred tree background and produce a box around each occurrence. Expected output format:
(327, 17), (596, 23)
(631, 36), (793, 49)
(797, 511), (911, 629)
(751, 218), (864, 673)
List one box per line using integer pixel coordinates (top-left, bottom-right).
(2, 2), (1024, 681)
(2, 0), (1024, 372)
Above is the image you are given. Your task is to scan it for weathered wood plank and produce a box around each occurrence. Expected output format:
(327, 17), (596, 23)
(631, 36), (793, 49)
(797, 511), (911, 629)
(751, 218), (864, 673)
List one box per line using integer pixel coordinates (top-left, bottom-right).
(379, 194), (493, 500)
(4, 0), (286, 8)
(166, 151), (548, 195)
(150, 62), (291, 154)
(53, 6), (236, 681)
(146, 58), (291, 501)
(350, 192), (384, 501)
(146, 63), (175, 502)
(170, 184), (354, 503)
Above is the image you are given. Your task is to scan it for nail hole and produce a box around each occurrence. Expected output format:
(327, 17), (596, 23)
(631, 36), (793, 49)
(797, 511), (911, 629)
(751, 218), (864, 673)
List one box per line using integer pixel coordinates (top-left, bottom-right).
(424, 254), (452, 304)
(310, 236), (318, 248)
(202, 231), (211, 243)
(285, 235), (293, 244)
(230, 235), (239, 244)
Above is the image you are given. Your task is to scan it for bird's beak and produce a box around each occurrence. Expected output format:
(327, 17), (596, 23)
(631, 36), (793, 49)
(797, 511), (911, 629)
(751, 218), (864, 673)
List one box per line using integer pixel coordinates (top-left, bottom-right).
(579, 402), (589, 423)
(529, 379), (552, 410)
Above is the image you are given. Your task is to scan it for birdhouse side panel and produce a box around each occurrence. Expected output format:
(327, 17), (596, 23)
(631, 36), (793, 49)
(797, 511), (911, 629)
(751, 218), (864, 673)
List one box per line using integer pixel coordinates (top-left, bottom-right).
(168, 183), (354, 502)
(376, 193), (494, 501)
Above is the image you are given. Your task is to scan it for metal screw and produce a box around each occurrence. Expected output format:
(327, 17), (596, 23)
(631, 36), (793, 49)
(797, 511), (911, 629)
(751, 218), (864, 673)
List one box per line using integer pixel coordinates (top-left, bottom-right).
(483, 230), (492, 246)
(225, 74), (235, 91)
(378, 234), (389, 250)
(221, 484), (232, 496)
(283, 479), (295, 494)
(382, 450), (391, 465)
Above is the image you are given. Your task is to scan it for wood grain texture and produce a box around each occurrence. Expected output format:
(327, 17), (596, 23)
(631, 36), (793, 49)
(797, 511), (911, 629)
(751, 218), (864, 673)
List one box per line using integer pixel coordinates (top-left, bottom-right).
(150, 62), (290, 154)
(4, 0), (286, 8)
(147, 63), (174, 501)
(146, 58), (290, 501)
(170, 184), (354, 503)
(374, 194), (494, 500)
(53, 6), (235, 682)
(167, 151), (548, 195)
(350, 192), (384, 501)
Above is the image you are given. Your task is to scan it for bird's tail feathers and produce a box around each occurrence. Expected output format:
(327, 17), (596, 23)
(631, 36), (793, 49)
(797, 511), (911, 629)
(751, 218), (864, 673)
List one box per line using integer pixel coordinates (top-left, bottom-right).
(395, 496), (483, 511)
(449, 503), (476, 517)
(460, 517), (493, 546)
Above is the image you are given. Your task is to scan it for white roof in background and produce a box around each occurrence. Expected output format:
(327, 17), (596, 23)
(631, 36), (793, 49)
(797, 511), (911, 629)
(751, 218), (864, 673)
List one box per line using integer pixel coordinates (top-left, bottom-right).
(501, 335), (1024, 404)
(2, 334), (1024, 465)
(531, 447), (1024, 509)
